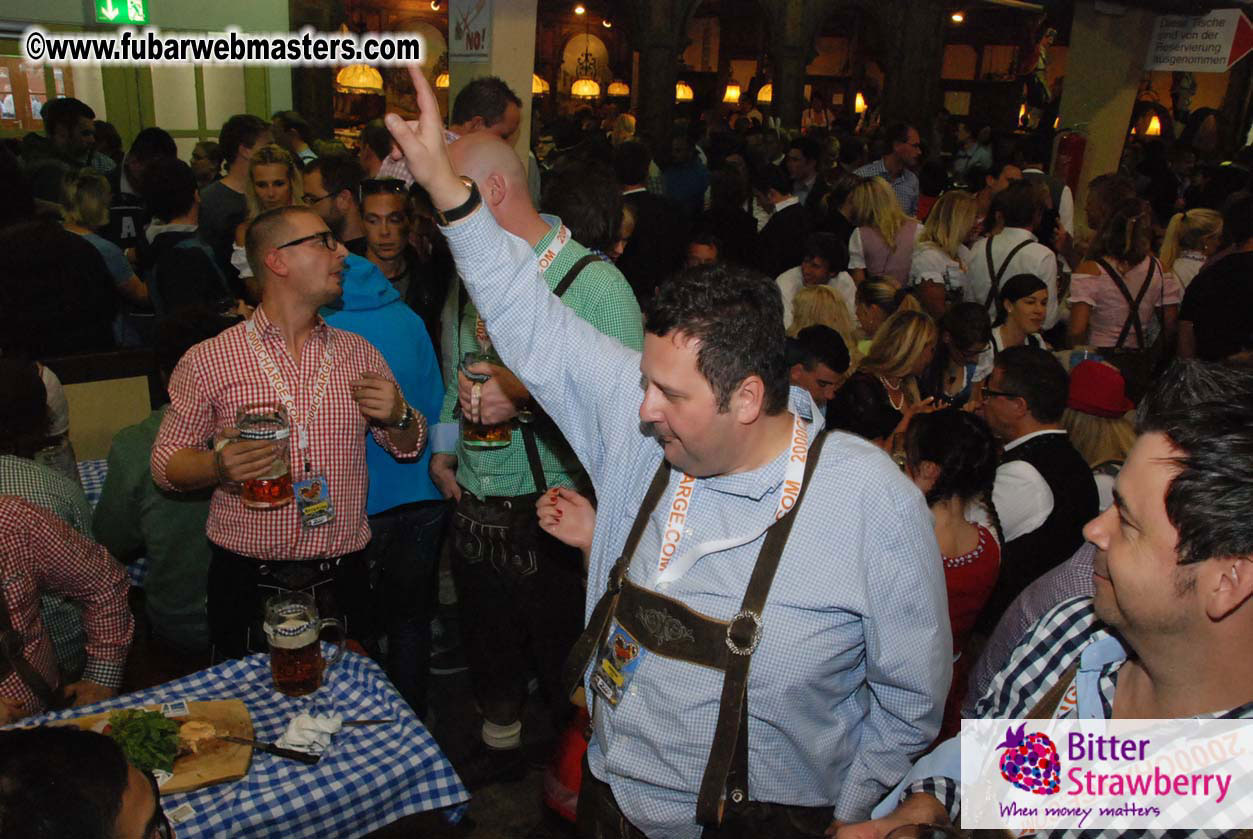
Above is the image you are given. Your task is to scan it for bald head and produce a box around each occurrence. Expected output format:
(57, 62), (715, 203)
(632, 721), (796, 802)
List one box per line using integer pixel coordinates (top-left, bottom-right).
(448, 131), (527, 194)
(245, 205), (319, 278)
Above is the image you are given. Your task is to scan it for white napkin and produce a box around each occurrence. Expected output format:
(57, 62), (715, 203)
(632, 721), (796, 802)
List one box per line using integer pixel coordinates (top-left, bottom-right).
(275, 712), (343, 754)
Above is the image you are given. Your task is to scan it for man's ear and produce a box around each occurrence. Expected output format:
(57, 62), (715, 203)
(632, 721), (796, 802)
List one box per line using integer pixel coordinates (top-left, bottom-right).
(334, 190), (356, 215)
(731, 375), (767, 425)
(484, 173), (507, 207)
(1205, 557), (1253, 621)
(920, 460), (942, 483)
(263, 247), (288, 279)
(789, 362), (806, 383)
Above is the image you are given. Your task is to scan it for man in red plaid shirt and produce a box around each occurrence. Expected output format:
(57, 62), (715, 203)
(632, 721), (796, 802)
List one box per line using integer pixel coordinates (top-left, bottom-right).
(0, 496), (132, 723)
(152, 206), (427, 659)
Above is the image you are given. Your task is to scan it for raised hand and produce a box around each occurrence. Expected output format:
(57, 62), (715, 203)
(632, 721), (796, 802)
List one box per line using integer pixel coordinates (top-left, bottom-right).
(384, 66), (471, 211)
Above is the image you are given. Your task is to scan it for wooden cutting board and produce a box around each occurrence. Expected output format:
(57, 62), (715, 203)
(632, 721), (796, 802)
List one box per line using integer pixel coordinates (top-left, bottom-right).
(55, 699), (254, 795)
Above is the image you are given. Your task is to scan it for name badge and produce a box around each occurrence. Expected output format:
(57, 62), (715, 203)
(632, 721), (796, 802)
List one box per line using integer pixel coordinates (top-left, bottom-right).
(294, 474), (335, 528)
(590, 622), (646, 707)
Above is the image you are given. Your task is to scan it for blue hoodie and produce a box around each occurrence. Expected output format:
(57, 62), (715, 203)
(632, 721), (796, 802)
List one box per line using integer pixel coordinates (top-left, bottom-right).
(321, 254), (443, 514)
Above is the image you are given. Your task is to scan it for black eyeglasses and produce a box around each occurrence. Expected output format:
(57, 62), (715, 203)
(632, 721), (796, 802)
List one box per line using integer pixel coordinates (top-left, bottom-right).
(983, 387), (1022, 400)
(302, 191), (332, 205)
(359, 178), (407, 201)
(276, 230), (339, 251)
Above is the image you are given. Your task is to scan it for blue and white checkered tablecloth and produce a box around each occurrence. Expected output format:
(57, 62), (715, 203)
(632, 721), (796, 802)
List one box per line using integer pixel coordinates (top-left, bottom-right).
(20, 646), (469, 838)
(78, 458), (150, 588)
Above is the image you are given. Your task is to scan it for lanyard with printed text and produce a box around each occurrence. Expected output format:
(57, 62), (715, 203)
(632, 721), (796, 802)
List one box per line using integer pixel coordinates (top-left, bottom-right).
(654, 412), (810, 585)
(244, 317), (336, 471)
(476, 225), (573, 346)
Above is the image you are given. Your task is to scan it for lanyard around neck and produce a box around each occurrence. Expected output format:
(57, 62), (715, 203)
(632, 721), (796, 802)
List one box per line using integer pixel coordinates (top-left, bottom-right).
(243, 317), (335, 455)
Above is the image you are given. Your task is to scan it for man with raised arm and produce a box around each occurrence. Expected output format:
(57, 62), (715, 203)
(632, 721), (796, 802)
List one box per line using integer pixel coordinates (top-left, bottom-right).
(384, 69), (950, 839)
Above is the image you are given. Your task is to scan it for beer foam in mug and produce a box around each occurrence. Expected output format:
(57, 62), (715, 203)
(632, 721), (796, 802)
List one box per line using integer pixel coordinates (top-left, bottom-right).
(266, 616), (319, 649)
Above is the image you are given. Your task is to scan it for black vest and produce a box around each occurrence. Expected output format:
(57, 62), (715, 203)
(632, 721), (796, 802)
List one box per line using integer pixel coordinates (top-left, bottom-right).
(976, 432), (1098, 634)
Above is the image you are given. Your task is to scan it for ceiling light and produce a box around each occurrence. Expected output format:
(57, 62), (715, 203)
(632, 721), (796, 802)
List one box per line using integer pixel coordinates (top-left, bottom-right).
(722, 84), (741, 104)
(950, 10), (964, 23)
(574, 3), (585, 13)
(603, 18), (612, 27)
(675, 81), (694, 102)
(756, 83), (772, 104)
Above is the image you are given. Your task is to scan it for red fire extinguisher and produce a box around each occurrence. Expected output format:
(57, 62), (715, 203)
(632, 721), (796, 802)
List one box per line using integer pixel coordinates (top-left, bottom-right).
(1054, 129), (1087, 194)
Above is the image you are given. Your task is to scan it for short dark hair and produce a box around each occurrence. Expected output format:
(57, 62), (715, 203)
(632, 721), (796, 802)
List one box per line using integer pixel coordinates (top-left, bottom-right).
(359, 119), (393, 161)
(1135, 360), (1253, 566)
(218, 114), (269, 166)
(788, 324), (850, 374)
(143, 157), (199, 221)
(272, 109), (313, 142)
(905, 408), (999, 507)
(753, 165), (791, 197)
(885, 122), (915, 145)
(995, 345), (1069, 423)
(245, 205), (318, 275)
(40, 97), (94, 138)
(451, 76), (522, 128)
(0, 726), (130, 839)
(128, 127), (177, 161)
(613, 141), (651, 187)
(802, 232), (844, 268)
(540, 161), (622, 253)
(1015, 133), (1053, 167)
(688, 230), (723, 256)
(1222, 191), (1253, 245)
(997, 273), (1048, 325)
(996, 179), (1042, 229)
(304, 155), (364, 204)
(644, 263), (789, 414)
(789, 136), (821, 164)
(0, 358), (50, 458)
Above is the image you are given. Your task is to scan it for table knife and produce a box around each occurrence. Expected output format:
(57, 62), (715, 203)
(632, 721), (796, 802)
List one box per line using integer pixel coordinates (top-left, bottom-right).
(220, 735), (321, 765)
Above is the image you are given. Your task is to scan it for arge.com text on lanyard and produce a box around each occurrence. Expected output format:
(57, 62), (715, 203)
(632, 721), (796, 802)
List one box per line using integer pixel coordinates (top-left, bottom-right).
(653, 412), (810, 585)
(243, 318), (336, 470)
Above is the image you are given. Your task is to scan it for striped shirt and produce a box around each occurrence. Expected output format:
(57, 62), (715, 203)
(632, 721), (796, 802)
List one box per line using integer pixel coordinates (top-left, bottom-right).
(0, 496), (132, 717)
(897, 595), (1253, 838)
(436, 216), (643, 499)
(152, 304), (419, 560)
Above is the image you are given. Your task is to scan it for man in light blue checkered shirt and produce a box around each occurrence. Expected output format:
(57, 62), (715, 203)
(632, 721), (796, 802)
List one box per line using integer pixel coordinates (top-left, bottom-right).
(385, 72), (951, 839)
(854, 123), (922, 218)
(846, 361), (1253, 839)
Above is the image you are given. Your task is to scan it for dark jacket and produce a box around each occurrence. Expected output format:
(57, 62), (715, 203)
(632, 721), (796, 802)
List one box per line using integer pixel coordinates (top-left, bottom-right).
(145, 223), (234, 318)
(756, 201), (811, 279)
(618, 190), (688, 306)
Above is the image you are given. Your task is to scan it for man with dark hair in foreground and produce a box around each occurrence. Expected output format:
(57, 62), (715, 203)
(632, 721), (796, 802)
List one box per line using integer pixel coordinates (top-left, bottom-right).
(386, 67), (948, 839)
(844, 360), (1253, 838)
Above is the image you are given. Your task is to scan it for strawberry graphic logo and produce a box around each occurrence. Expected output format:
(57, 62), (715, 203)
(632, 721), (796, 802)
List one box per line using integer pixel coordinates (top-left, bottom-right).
(996, 723), (1060, 795)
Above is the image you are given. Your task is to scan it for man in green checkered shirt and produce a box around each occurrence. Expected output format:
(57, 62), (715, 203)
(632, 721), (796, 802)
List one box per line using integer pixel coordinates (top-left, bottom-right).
(428, 134), (642, 784)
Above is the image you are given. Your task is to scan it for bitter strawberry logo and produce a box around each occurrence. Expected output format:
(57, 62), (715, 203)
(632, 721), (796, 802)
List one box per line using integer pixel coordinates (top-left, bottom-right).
(997, 723), (1061, 795)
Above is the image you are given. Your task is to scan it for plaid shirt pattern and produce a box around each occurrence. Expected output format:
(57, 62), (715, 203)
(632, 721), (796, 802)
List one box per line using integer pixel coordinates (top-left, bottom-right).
(0, 496), (132, 716)
(152, 305), (419, 561)
(436, 216), (643, 499)
(0, 455), (95, 675)
(908, 595), (1253, 838)
(854, 158), (920, 218)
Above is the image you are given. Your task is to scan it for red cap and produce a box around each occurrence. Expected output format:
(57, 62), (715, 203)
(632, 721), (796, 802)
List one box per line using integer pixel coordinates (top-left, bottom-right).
(1067, 360), (1135, 418)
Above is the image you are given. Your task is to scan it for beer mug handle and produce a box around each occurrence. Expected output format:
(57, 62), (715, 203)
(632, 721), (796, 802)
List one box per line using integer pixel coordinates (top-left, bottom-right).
(317, 617), (347, 681)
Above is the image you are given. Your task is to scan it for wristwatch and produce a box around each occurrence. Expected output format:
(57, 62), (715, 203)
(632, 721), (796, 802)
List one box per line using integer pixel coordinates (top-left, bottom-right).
(389, 402), (415, 430)
(434, 176), (481, 226)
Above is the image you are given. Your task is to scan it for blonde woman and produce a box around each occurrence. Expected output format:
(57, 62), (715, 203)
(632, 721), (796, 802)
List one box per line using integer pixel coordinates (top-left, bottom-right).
(827, 309), (939, 448)
(909, 190), (979, 318)
(847, 176), (922, 286)
(1159, 208), (1222, 289)
(61, 169), (148, 308)
(231, 144), (304, 280)
(788, 284), (861, 367)
(854, 278), (922, 354)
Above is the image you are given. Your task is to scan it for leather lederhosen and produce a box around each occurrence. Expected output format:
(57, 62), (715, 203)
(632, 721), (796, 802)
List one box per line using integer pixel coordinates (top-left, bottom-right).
(564, 431), (831, 827)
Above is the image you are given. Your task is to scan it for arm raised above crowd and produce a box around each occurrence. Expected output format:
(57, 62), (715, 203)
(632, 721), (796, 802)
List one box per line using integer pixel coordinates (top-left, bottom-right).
(385, 68), (644, 487)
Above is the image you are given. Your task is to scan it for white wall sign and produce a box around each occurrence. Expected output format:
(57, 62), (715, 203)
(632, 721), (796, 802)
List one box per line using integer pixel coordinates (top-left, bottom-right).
(1145, 9), (1253, 73)
(449, 0), (492, 60)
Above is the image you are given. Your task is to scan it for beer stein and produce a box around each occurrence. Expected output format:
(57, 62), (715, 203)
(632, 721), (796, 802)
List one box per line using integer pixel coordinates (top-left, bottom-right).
(236, 403), (293, 509)
(459, 351), (513, 449)
(263, 591), (346, 697)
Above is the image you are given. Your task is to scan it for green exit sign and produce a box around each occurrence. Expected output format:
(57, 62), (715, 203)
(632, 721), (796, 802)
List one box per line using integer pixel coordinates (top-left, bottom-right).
(94, 0), (148, 25)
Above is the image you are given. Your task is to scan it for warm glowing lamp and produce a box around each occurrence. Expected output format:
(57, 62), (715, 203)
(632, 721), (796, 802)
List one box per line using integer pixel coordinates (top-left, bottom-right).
(756, 83), (772, 104)
(532, 74), (549, 95)
(602, 19), (612, 28)
(1146, 114), (1162, 136)
(950, 10), (964, 23)
(722, 84), (741, 104)
(571, 78), (600, 98)
(675, 81), (694, 102)
(430, 0), (440, 9)
(434, 71), (449, 89)
(607, 80), (630, 97)
(573, 3), (585, 13)
(1054, 115), (1060, 130)
(335, 65), (384, 94)
(1018, 103), (1027, 123)
(854, 92), (867, 113)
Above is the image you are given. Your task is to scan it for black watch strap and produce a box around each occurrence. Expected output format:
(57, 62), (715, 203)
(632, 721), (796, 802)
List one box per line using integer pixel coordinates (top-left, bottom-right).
(435, 176), (481, 226)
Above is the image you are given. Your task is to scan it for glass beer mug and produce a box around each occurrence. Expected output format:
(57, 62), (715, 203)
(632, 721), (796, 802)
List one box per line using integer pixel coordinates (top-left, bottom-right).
(459, 351), (513, 449)
(236, 403), (293, 509)
(263, 591), (346, 697)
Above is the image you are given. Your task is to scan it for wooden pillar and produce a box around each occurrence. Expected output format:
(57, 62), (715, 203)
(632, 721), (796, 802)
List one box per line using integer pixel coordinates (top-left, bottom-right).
(289, 0), (338, 139)
(877, 0), (946, 127)
(629, 0), (699, 150)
